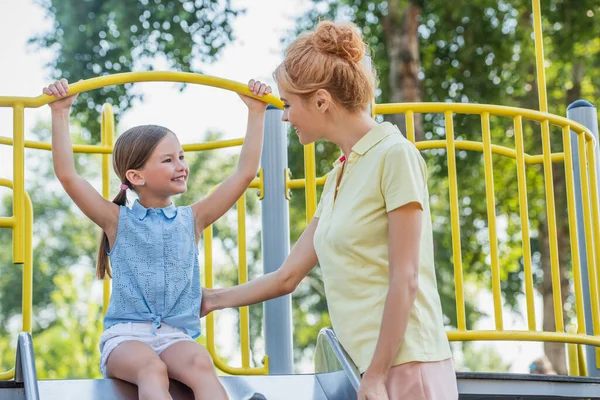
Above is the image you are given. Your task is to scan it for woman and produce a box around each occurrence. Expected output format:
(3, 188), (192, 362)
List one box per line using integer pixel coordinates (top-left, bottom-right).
(202, 21), (458, 400)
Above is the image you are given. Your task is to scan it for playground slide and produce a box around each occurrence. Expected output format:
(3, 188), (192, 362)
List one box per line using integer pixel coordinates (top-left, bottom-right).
(2, 328), (600, 399)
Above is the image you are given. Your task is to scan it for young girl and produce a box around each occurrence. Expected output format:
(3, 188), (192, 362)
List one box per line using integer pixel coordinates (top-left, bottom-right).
(201, 21), (458, 400)
(43, 78), (271, 400)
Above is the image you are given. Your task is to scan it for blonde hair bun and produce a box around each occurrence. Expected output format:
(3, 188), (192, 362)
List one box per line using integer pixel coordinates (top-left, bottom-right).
(312, 21), (365, 63)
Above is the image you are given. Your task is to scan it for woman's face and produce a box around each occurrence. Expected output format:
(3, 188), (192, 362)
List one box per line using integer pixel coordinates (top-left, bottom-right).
(279, 87), (325, 145)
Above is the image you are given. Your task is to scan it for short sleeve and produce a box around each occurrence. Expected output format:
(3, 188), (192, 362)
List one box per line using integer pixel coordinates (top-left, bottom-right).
(314, 170), (336, 218)
(380, 143), (427, 213)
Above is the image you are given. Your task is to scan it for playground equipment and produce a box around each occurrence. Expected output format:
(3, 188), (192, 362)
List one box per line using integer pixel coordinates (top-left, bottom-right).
(2, 0), (600, 398)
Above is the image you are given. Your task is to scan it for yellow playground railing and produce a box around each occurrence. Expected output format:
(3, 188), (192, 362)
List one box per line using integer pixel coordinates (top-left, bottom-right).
(0, 72), (599, 380)
(0, 1), (599, 377)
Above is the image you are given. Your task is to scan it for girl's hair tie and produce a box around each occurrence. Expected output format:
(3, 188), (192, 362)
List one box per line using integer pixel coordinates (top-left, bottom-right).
(120, 183), (129, 191)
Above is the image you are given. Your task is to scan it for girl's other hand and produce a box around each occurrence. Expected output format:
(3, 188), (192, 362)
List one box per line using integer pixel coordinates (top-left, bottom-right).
(238, 79), (272, 112)
(43, 78), (79, 111)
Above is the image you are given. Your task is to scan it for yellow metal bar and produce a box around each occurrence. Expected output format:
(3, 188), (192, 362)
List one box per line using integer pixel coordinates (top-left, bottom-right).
(0, 369), (15, 380)
(562, 125), (585, 334)
(0, 216), (14, 228)
(0, 72), (284, 110)
(514, 117), (536, 330)
(203, 222), (268, 375)
(237, 195), (251, 369)
(577, 135), (600, 343)
(183, 138), (244, 152)
(447, 329), (600, 346)
(374, 103), (593, 142)
(584, 140), (600, 368)
(578, 344), (588, 377)
(413, 140), (563, 165)
(13, 105), (24, 264)
(256, 168), (264, 200)
(532, 0), (548, 113)
(405, 111), (415, 143)
(481, 113), (503, 330)
(0, 136), (113, 154)
(0, 179), (33, 381)
(22, 191), (33, 333)
(445, 111), (466, 331)
(304, 143), (317, 223)
(287, 176), (328, 190)
(101, 104), (115, 315)
(567, 326), (580, 376)
(541, 120), (563, 332)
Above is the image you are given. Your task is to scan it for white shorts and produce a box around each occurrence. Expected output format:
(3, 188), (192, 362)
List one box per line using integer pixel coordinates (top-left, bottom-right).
(99, 322), (194, 378)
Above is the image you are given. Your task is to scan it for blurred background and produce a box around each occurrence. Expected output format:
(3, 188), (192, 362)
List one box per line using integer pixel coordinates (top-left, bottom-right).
(0, 0), (599, 378)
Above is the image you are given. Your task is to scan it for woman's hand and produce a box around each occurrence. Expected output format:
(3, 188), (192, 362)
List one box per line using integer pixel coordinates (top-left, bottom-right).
(43, 78), (78, 111)
(358, 370), (389, 400)
(238, 79), (272, 112)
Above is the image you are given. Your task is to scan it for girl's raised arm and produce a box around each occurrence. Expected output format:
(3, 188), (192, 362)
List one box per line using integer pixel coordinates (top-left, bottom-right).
(191, 79), (271, 232)
(45, 79), (119, 233)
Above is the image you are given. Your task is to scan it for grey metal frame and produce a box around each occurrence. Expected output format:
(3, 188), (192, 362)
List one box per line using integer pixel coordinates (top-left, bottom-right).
(14, 333), (39, 400)
(260, 105), (294, 374)
(567, 99), (600, 377)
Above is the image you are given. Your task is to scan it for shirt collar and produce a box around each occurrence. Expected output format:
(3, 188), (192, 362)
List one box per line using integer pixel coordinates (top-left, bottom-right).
(132, 199), (177, 220)
(333, 122), (398, 166)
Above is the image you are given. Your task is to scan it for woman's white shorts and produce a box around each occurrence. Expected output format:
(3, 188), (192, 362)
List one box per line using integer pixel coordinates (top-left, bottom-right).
(99, 322), (194, 378)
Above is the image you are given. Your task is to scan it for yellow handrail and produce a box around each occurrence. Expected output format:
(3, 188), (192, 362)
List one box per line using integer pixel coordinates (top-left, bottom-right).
(0, 180), (33, 380)
(1, 70), (599, 379)
(0, 72), (284, 109)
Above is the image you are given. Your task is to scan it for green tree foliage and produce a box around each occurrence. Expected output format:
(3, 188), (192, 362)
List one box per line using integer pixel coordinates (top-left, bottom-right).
(30, 0), (243, 141)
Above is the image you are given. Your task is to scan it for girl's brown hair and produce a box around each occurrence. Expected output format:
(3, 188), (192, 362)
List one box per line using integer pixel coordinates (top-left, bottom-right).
(96, 125), (171, 279)
(274, 20), (376, 113)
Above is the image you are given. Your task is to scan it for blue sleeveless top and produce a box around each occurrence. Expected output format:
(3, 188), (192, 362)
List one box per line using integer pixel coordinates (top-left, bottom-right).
(104, 199), (201, 338)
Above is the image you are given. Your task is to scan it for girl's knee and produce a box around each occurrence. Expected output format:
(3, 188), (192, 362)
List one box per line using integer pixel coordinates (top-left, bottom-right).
(189, 351), (215, 375)
(138, 358), (169, 382)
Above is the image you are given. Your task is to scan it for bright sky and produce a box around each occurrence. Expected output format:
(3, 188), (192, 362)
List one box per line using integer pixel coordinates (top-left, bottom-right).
(0, 0), (547, 375)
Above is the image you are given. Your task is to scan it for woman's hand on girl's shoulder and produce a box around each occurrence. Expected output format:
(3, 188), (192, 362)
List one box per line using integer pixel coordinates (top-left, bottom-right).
(43, 78), (78, 111)
(238, 79), (272, 112)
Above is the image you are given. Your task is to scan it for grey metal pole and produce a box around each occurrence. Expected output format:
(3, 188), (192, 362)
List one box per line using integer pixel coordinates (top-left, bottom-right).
(567, 99), (600, 377)
(15, 332), (40, 400)
(362, 53), (373, 117)
(260, 105), (293, 374)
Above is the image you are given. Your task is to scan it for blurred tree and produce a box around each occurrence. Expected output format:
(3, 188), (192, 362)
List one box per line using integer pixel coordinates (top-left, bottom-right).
(31, 0), (243, 141)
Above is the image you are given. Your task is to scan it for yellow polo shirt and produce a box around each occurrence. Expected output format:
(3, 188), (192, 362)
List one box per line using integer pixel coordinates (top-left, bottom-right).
(313, 122), (452, 373)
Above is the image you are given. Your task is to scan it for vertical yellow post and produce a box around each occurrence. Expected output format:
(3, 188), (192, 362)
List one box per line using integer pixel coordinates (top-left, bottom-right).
(532, 0), (548, 113)
(22, 193), (33, 333)
(585, 140), (600, 367)
(514, 116), (536, 330)
(541, 120), (563, 332)
(562, 125), (585, 334)
(204, 225), (216, 353)
(13, 105), (25, 264)
(304, 143), (317, 223)
(101, 104), (115, 315)
(237, 195), (250, 369)
(406, 111), (416, 143)
(481, 113), (503, 330)
(445, 111), (466, 331)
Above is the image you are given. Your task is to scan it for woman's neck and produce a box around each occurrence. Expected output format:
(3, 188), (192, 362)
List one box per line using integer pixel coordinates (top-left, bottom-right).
(326, 111), (377, 158)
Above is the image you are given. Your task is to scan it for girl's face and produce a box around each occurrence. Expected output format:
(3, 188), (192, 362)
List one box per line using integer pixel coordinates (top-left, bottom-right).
(279, 87), (325, 145)
(139, 132), (189, 197)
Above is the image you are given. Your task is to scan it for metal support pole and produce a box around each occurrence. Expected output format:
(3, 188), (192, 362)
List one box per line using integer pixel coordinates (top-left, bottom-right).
(362, 53), (373, 117)
(15, 332), (40, 400)
(260, 105), (293, 374)
(568, 99), (600, 377)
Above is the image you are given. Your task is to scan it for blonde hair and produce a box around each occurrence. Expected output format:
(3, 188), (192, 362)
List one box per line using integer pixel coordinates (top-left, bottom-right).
(274, 20), (376, 113)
